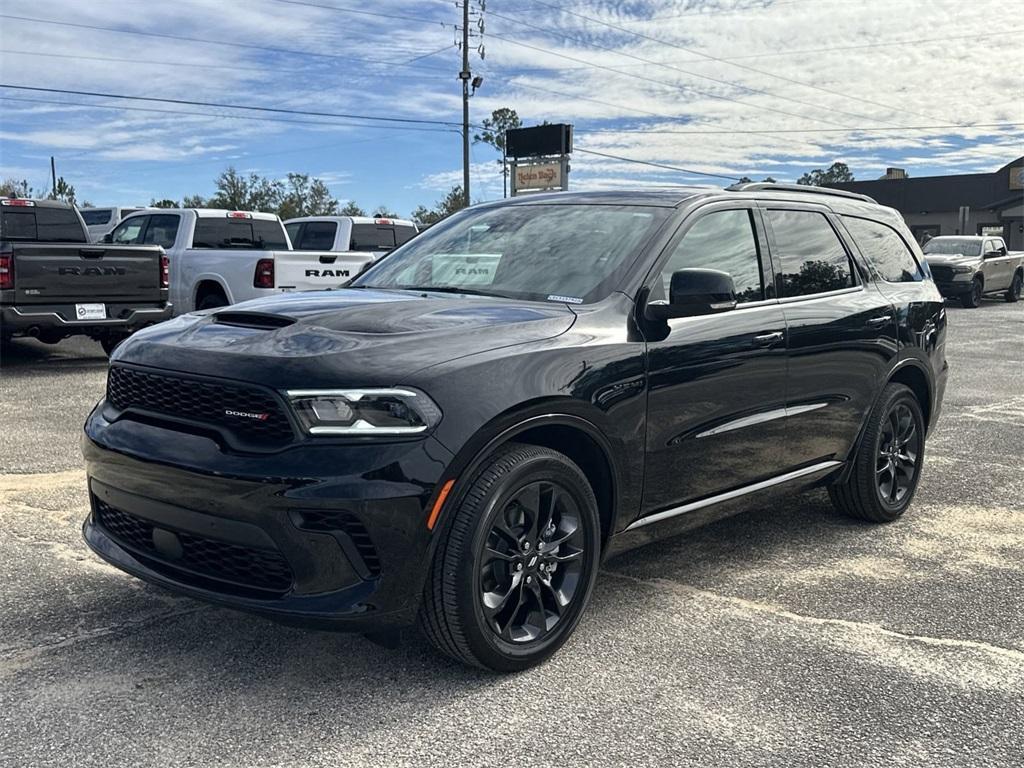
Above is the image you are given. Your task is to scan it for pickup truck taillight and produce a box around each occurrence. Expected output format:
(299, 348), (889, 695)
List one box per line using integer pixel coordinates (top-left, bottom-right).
(0, 250), (13, 290)
(160, 254), (169, 288)
(253, 258), (275, 289)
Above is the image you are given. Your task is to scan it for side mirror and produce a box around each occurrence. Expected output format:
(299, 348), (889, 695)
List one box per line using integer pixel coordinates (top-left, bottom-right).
(984, 249), (1003, 259)
(102, 233), (114, 244)
(646, 268), (737, 320)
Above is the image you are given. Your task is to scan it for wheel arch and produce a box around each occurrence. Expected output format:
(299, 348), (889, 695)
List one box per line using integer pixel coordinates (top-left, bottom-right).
(835, 359), (934, 486)
(193, 277), (231, 310)
(432, 405), (622, 551)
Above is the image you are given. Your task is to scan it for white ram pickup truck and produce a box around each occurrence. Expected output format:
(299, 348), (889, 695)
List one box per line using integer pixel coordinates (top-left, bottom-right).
(283, 215), (418, 277)
(922, 235), (1024, 307)
(104, 209), (370, 315)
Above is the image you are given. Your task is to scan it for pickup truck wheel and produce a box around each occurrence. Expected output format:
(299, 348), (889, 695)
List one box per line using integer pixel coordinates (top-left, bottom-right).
(828, 383), (925, 523)
(100, 335), (128, 357)
(1006, 271), (1022, 303)
(419, 443), (600, 672)
(197, 291), (228, 311)
(960, 278), (983, 308)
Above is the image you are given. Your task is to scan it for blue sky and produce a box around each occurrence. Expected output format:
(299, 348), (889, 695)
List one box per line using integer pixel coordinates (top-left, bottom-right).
(1, 0), (1022, 216)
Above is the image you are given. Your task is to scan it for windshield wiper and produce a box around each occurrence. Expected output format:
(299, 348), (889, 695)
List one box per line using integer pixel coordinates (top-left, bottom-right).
(398, 286), (512, 299)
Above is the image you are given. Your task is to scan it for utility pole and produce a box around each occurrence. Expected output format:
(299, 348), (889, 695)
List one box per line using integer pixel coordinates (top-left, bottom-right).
(460, 0), (470, 208)
(456, 0), (485, 209)
(50, 156), (56, 198)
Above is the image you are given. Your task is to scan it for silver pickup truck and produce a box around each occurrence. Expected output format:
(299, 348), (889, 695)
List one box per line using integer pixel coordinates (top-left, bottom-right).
(105, 209), (374, 315)
(922, 235), (1024, 307)
(1, 198), (171, 354)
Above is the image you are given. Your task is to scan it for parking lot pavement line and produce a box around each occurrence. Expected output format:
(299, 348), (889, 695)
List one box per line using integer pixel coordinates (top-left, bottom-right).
(601, 569), (1024, 665)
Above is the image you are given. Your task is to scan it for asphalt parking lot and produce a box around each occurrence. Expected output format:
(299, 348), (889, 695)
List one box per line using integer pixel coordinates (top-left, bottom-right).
(1, 298), (1022, 768)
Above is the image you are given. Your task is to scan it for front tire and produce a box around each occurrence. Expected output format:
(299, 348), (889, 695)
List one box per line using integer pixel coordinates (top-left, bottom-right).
(420, 443), (601, 672)
(829, 383), (925, 523)
(960, 278), (983, 308)
(1006, 271), (1022, 303)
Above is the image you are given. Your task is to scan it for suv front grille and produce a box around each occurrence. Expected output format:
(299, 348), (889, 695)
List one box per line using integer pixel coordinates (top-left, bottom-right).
(94, 499), (294, 594)
(106, 365), (294, 449)
(929, 265), (953, 282)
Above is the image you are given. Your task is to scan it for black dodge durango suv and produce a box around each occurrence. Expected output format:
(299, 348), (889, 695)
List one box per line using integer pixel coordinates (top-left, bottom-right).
(83, 183), (948, 671)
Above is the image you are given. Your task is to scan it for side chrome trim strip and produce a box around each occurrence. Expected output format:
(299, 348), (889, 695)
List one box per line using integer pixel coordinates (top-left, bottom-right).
(624, 460), (843, 531)
(696, 402), (828, 439)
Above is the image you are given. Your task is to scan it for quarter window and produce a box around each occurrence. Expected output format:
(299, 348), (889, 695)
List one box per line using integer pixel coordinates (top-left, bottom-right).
(842, 216), (923, 283)
(660, 209), (764, 303)
(766, 210), (854, 297)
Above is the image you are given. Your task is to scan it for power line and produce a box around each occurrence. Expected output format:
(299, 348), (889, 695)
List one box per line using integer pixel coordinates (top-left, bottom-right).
(573, 148), (742, 181)
(0, 48), (452, 81)
(0, 84), (464, 127)
(0, 95), (460, 133)
(524, 0), (956, 126)
(583, 121), (1024, 136)
(266, 0), (443, 25)
(0, 14), (452, 73)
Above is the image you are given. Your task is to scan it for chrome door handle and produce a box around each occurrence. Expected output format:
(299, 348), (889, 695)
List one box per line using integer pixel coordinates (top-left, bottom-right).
(866, 315), (892, 327)
(754, 331), (784, 345)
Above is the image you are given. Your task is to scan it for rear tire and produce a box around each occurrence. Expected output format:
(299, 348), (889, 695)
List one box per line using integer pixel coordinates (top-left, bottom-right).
(1006, 271), (1022, 303)
(419, 443), (601, 672)
(197, 291), (228, 311)
(829, 383), (925, 523)
(960, 278), (983, 308)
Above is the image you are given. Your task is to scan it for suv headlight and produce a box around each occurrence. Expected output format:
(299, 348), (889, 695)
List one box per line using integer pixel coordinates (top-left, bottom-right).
(951, 265), (975, 273)
(285, 388), (442, 436)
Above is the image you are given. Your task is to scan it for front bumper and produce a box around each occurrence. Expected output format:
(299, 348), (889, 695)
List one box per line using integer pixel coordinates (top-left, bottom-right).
(1, 302), (172, 336)
(82, 409), (453, 630)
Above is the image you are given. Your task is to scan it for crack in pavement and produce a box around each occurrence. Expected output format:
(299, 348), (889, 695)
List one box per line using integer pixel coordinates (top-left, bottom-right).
(601, 570), (1024, 665)
(0, 605), (210, 672)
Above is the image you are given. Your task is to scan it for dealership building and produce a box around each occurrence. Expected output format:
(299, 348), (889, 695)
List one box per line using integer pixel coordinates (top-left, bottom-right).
(828, 156), (1024, 249)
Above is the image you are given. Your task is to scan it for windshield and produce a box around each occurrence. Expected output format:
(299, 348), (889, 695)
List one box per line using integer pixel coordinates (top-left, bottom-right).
(923, 238), (981, 257)
(353, 204), (669, 303)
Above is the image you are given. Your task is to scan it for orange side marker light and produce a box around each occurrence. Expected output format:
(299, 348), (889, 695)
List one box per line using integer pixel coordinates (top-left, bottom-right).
(426, 479), (455, 530)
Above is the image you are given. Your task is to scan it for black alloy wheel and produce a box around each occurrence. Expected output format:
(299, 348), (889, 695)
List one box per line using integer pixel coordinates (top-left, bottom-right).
(828, 382), (925, 523)
(478, 480), (586, 644)
(875, 402), (920, 507)
(420, 443), (600, 671)
(1006, 272), (1022, 303)
(961, 279), (983, 308)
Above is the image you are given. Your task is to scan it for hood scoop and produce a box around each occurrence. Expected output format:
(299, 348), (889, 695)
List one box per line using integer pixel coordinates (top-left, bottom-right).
(213, 311), (296, 330)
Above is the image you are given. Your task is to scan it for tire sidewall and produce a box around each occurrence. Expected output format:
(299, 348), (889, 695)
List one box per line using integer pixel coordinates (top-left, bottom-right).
(457, 452), (601, 671)
(869, 388), (925, 518)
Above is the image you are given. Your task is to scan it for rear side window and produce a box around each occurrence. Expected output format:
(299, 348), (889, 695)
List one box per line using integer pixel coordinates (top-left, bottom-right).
(110, 216), (148, 245)
(842, 217), (924, 283)
(766, 209), (854, 297)
(660, 209), (764, 303)
(350, 224), (414, 251)
(142, 214), (180, 249)
(81, 209), (113, 226)
(294, 221), (337, 250)
(192, 218), (288, 250)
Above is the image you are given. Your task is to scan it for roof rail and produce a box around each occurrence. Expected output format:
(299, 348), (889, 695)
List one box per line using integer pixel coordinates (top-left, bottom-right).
(725, 181), (877, 204)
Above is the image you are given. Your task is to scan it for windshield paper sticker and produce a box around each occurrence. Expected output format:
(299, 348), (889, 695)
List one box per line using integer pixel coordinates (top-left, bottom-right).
(547, 294), (583, 304)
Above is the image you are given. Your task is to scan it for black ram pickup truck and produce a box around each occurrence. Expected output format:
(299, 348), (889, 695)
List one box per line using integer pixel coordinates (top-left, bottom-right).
(0, 198), (171, 354)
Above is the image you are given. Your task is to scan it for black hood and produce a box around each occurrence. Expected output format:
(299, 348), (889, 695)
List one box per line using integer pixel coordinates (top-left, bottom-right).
(114, 288), (577, 388)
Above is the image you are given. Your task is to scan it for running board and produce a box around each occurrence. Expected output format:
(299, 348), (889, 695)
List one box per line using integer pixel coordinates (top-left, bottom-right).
(624, 460), (843, 531)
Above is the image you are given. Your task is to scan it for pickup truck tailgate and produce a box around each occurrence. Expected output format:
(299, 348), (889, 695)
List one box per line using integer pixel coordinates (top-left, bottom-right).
(273, 250), (376, 291)
(11, 244), (165, 304)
